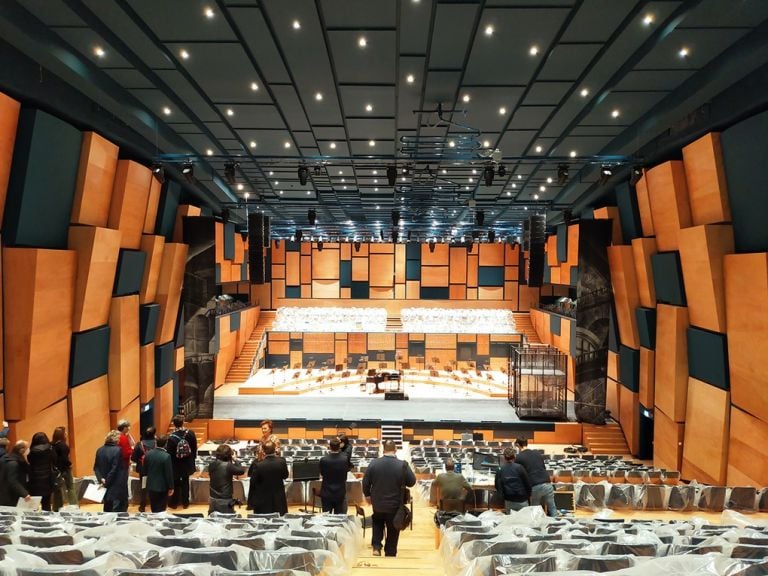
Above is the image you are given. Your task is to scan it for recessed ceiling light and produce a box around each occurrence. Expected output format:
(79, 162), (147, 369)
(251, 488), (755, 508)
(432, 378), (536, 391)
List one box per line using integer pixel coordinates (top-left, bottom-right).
(365, 103), (373, 112)
(280, 190), (284, 195)
(329, 142), (337, 149)
(179, 49), (190, 60)
(511, 183), (517, 188)
(358, 36), (367, 48)
(529, 45), (539, 56)
(441, 169), (447, 174)
(524, 206), (528, 211)
(499, 106), (507, 115)
(376, 205), (380, 210)
(642, 13), (655, 26)
(237, 183), (244, 191)
(249, 140), (257, 148)
(274, 181), (279, 185)
(580, 88), (589, 97)
(204, 6), (215, 19)
(468, 178), (474, 183)
(315, 92), (323, 101)
(506, 191), (511, 196)
(465, 186), (470, 190)
(484, 25), (494, 37)
(244, 192), (250, 199)
(401, 176), (407, 181)
(679, 46), (689, 58)
(374, 188), (378, 192)
(250, 82), (259, 91)
(539, 185), (546, 192)
(535, 145), (542, 153)
(534, 193), (540, 200)
(472, 169), (477, 174)
(306, 190), (311, 195)
(226, 108), (234, 116)
(483, 140), (490, 148)
(462, 94), (471, 103)
(284, 141), (291, 148)
(373, 179), (378, 183)
(517, 174), (522, 180)
(340, 178), (345, 183)
(406, 74), (415, 84)
(569, 150), (577, 158)
(448, 140), (455, 148)
(372, 170), (378, 175)
(269, 171), (274, 176)
(546, 177), (553, 184)
(292, 19), (301, 30)
(338, 170), (343, 175)
(93, 46), (106, 58)
(611, 109), (620, 118)
(343, 186), (347, 190)
(206, 148), (213, 156)
(369, 139), (376, 147)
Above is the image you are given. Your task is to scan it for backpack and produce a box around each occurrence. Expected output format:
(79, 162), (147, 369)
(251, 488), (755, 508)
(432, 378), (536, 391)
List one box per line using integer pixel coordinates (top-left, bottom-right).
(173, 430), (192, 459)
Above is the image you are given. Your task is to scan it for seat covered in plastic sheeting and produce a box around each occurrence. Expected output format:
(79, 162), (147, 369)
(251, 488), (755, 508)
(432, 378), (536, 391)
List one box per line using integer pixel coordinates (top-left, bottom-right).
(211, 570), (300, 576)
(18, 532), (74, 548)
(732, 546), (768, 560)
(108, 550), (164, 570)
(698, 486), (727, 512)
(250, 548), (319, 576)
(605, 484), (636, 509)
(604, 542), (660, 557)
(17, 569), (101, 576)
(635, 484), (668, 511)
(146, 536), (205, 549)
(489, 553), (557, 573)
(575, 554), (636, 572)
(274, 536), (326, 551)
(458, 532), (499, 546)
(163, 547), (240, 570)
(113, 566), (201, 576)
(668, 485), (697, 511)
(576, 483), (606, 509)
(217, 536), (270, 551)
(465, 538), (529, 558)
(535, 539), (593, 553)
(20, 544), (86, 565)
(730, 561), (768, 576)
(741, 538), (768, 546)
(668, 544), (724, 555)
(729, 488), (759, 512)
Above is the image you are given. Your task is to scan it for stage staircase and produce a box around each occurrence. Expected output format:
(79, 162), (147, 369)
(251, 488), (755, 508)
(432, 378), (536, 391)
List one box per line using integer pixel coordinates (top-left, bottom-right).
(386, 315), (402, 331)
(381, 424), (403, 448)
(582, 421), (631, 455)
(513, 313), (541, 344)
(224, 311), (276, 384)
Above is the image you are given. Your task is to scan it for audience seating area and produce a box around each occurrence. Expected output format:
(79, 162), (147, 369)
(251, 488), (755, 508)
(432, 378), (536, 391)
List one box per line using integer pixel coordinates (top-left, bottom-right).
(439, 509), (768, 576)
(0, 508), (362, 575)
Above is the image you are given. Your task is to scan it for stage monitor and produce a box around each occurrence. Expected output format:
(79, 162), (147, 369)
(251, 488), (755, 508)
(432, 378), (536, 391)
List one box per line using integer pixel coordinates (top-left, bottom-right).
(472, 452), (500, 470)
(292, 459), (321, 481)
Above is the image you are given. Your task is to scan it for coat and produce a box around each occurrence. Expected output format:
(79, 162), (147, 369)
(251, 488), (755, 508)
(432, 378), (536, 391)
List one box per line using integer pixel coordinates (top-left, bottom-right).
(143, 447), (173, 493)
(362, 455), (416, 513)
(131, 439), (157, 476)
(0, 453), (29, 505)
(319, 452), (348, 501)
(247, 454), (289, 514)
(209, 459), (246, 500)
(94, 443), (129, 504)
(27, 443), (56, 497)
(167, 428), (198, 475)
(52, 441), (72, 472)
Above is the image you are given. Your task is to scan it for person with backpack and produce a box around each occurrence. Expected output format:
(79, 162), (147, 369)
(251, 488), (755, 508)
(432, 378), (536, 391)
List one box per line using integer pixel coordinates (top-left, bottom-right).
(131, 426), (157, 512)
(166, 415), (197, 509)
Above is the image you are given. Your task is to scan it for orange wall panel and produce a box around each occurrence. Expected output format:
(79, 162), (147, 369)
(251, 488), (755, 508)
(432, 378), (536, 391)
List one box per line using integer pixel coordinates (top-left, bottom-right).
(139, 234), (165, 305)
(155, 243), (188, 344)
(421, 266), (449, 287)
(631, 238), (657, 308)
(639, 347), (655, 409)
(683, 132), (731, 226)
(635, 175), (654, 237)
(154, 383), (174, 431)
(68, 376), (111, 477)
(450, 284), (467, 300)
(108, 160), (152, 249)
(142, 176), (162, 234)
(351, 256), (368, 282)
(421, 242), (449, 265)
(233, 234), (245, 264)
(479, 286), (503, 300)
(504, 282), (519, 309)
(9, 398), (67, 449)
(215, 221), (224, 264)
(72, 132), (118, 227)
(654, 304), (690, 422)
(606, 378), (619, 424)
(172, 204), (201, 243)
(547, 235), (558, 266)
(139, 343), (155, 404)
(466, 254), (478, 288)
(619, 385), (639, 456)
(518, 285), (540, 312)
(646, 160), (691, 252)
(312, 279), (340, 298)
(450, 247), (467, 284)
(394, 244), (406, 284)
(724, 253), (768, 422)
(68, 226), (122, 332)
(654, 406), (684, 472)
(370, 286), (394, 299)
(607, 245), (641, 348)
(311, 247), (340, 280)
(340, 243), (351, 260)
(607, 351), (619, 381)
(108, 295), (140, 411)
(681, 378), (729, 485)
(593, 206), (622, 245)
(727, 406), (768, 487)
(478, 243), (504, 266)
(369, 253), (394, 287)
(300, 255), (311, 284)
(272, 239), (286, 264)
(3, 248), (75, 420)
(285, 251), (300, 285)
(678, 224), (733, 333)
(0, 93), (21, 224)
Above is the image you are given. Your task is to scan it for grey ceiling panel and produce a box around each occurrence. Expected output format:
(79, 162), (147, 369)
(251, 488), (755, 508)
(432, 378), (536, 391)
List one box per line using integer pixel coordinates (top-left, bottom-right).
(54, 27), (133, 69)
(462, 87), (525, 133)
(346, 118), (396, 140)
(423, 70), (462, 106)
(635, 28), (750, 71)
(128, 0), (238, 42)
(339, 85), (397, 117)
(130, 88), (191, 124)
(523, 82), (573, 106)
(328, 30), (397, 84)
(579, 91), (667, 128)
(429, 3), (479, 70)
(271, 85), (312, 132)
(21, 0), (83, 26)
(205, 122), (237, 140)
(314, 127), (347, 140)
(508, 106), (556, 130)
(228, 7), (291, 83)
(570, 125), (624, 137)
(398, 56), (426, 130)
(497, 130), (538, 157)
(321, 0), (397, 28)
(171, 123), (203, 135)
(293, 131), (317, 148)
(105, 68), (155, 89)
(236, 129), (295, 155)
(681, 0), (768, 28)
(157, 69), (220, 123)
(400, 0), (432, 54)
(220, 104), (285, 130)
(538, 43), (602, 81)
(556, 135), (615, 156)
(560, 0), (636, 43)
(615, 69), (694, 92)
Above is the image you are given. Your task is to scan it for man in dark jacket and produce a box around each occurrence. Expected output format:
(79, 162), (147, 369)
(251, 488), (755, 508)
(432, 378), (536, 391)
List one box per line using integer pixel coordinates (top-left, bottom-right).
(319, 438), (349, 513)
(94, 430), (127, 512)
(515, 438), (557, 517)
(131, 427), (157, 512)
(494, 447), (531, 513)
(209, 444), (246, 514)
(167, 415), (197, 509)
(362, 440), (416, 557)
(143, 434), (174, 513)
(0, 440), (31, 506)
(248, 441), (289, 514)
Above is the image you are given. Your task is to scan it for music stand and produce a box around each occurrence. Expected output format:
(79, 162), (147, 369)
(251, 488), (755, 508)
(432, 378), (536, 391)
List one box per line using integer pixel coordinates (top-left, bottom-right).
(292, 459), (321, 512)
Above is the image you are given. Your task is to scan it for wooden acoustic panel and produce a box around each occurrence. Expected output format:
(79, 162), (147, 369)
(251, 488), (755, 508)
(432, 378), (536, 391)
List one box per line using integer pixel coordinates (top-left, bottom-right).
(215, 221), (224, 264)
(593, 206), (622, 245)
(233, 234), (245, 264)
(421, 266), (449, 287)
(645, 161), (691, 252)
(369, 253), (394, 287)
(108, 295), (140, 411)
(724, 253), (768, 422)
(607, 245), (641, 348)
(618, 385), (639, 456)
(547, 235), (558, 266)
(142, 176), (162, 234)
(678, 224), (734, 333)
(68, 226), (122, 332)
(654, 304), (690, 422)
(727, 406), (768, 487)
(503, 282), (518, 308)
(71, 132), (117, 227)
(272, 239), (286, 264)
(607, 351), (618, 381)
(9, 398), (67, 448)
(139, 234), (165, 305)
(478, 243), (504, 266)
(421, 242), (449, 265)
(395, 244), (406, 284)
(139, 343), (155, 404)
(606, 378), (619, 421)
(110, 396), (140, 431)
(0, 92), (21, 225)
(351, 256), (368, 282)
(286, 251), (300, 285)
(108, 160), (152, 249)
(172, 204), (201, 243)
(683, 132), (731, 226)
(312, 247), (340, 280)
(518, 285), (540, 312)
(631, 237), (657, 308)
(370, 286), (394, 299)
(449, 247), (467, 284)
(681, 377), (729, 485)
(68, 375), (111, 477)
(466, 254), (478, 288)
(312, 279), (340, 298)
(634, 175), (654, 237)
(0, 245), (2, 392)
(653, 406), (684, 472)
(154, 243), (188, 344)
(639, 347), (655, 409)
(3, 248), (76, 420)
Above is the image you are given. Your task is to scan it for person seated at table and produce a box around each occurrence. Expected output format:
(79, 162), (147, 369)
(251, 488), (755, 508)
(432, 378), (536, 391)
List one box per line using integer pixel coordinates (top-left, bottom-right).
(247, 441), (289, 514)
(208, 444), (246, 514)
(434, 459), (471, 504)
(258, 420), (281, 460)
(319, 438), (348, 514)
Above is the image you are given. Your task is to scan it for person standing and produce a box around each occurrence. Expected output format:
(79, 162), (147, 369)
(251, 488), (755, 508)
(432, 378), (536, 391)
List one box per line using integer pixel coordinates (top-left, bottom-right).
(51, 427), (78, 510)
(208, 444), (246, 514)
(0, 440), (31, 506)
(0, 437), (8, 459)
(94, 430), (128, 512)
(514, 438), (557, 517)
(258, 420), (281, 459)
(247, 441), (289, 514)
(319, 438), (349, 513)
(337, 433), (353, 470)
(494, 447), (531, 513)
(362, 440), (416, 557)
(131, 427), (157, 513)
(434, 459), (471, 502)
(143, 434), (174, 513)
(167, 415), (198, 509)
(27, 432), (56, 511)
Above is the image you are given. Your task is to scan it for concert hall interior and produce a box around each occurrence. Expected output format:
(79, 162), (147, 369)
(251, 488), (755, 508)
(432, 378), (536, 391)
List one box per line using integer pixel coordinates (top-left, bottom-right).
(1, 1), (768, 575)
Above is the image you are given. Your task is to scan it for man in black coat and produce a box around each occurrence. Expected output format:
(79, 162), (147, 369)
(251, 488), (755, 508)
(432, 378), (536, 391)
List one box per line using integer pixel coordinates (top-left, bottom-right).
(319, 438), (349, 513)
(248, 441), (289, 514)
(362, 440), (416, 557)
(0, 440), (31, 506)
(166, 415), (197, 509)
(94, 431), (127, 512)
(494, 447), (531, 514)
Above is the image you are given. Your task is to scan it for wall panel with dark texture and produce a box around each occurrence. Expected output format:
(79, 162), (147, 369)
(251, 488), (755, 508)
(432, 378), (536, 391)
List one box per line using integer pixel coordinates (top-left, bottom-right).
(108, 160), (151, 249)
(687, 327), (729, 390)
(155, 181), (181, 241)
(140, 303), (160, 346)
(615, 182), (642, 243)
(636, 307), (656, 349)
(70, 326), (110, 388)
(114, 249), (147, 296)
(155, 341), (175, 389)
(619, 345), (640, 393)
(651, 252), (687, 307)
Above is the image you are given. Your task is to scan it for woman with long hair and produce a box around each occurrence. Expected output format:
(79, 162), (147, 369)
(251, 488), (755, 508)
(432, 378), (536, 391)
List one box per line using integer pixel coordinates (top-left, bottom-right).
(51, 426), (77, 510)
(28, 432), (56, 511)
(0, 440), (31, 506)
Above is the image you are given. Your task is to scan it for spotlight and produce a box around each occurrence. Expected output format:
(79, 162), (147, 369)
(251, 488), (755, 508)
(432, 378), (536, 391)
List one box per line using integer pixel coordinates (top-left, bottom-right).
(630, 166), (643, 186)
(391, 229), (398, 243)
(428, 242), (436, 253)
(151, 164), (165, 184)
(313, 165), (322, 176)
(181, 162), (194, 182)
(488, 230), (496, 243)
(298, 165), (309, 185)
(295, 229), (303, 242)
(497, 164), (506, 177)
(387, 165), (397, 186)
(475, 210), (485, 226)
(354, 241), (361, 252)
(483, 165), (494, 186)
(391, 210), (400, 226)
(557, 164), (569, 186)
(224, 161), (238, 185)
(600, 164), (613, 185)
(407, 230), (412, 241)
(317, 240), (323, 251)
(472, 230), (480, 240)
(379, 229), (385, 241)
(308, 209), (316, 226)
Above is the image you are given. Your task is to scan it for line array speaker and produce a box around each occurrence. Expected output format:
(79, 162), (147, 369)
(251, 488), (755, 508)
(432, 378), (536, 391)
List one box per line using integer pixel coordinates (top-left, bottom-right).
(249, 213), (265, 284)
(527, 214), (546, 287)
